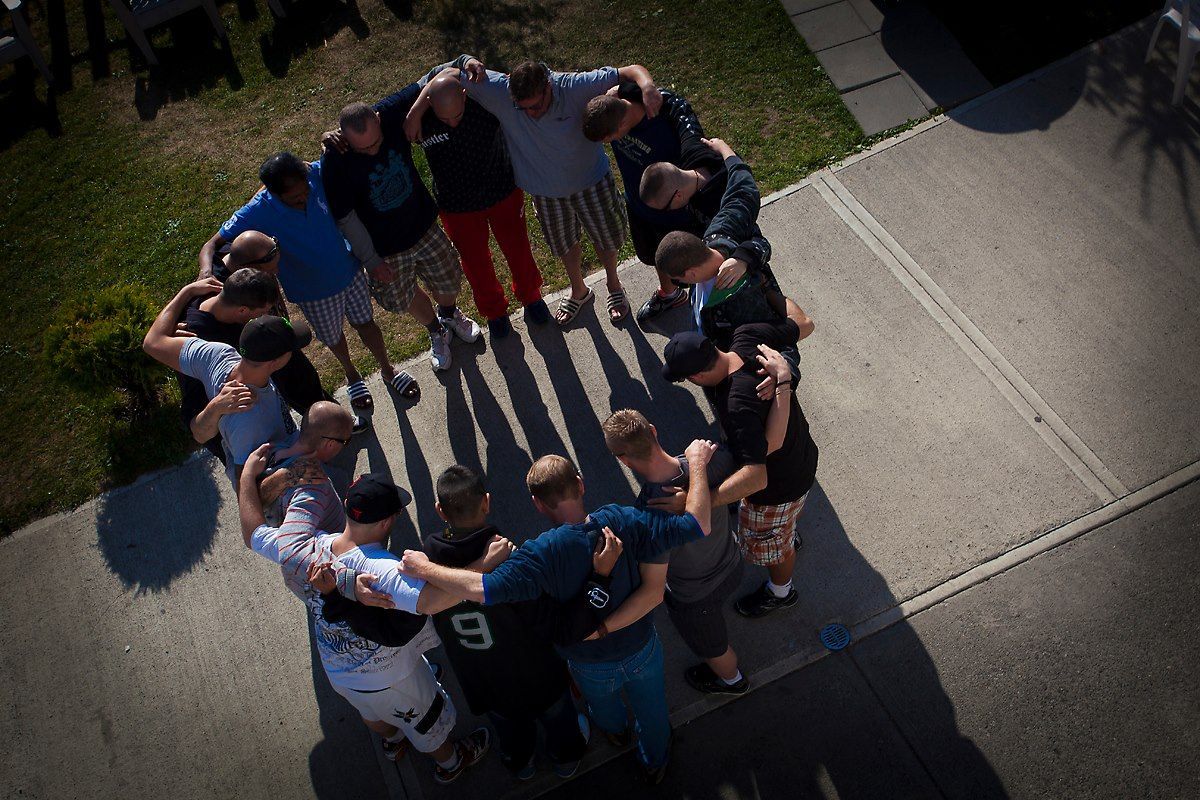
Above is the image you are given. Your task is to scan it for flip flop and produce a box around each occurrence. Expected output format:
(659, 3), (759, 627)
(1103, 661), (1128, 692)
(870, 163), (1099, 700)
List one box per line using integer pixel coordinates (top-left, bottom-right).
(388, 370), (421, 401)
(347, 380), (373, 411)
(555, 288), (595, 326)
(606, 287), (630, 325)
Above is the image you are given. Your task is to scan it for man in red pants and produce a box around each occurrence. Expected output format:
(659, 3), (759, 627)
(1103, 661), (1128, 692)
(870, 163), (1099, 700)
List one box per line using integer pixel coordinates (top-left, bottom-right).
(415, 74), (548, 339)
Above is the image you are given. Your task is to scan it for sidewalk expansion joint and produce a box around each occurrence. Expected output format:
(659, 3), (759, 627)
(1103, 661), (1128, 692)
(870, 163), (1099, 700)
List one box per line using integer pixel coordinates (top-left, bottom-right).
(810, 169), (1127, 503)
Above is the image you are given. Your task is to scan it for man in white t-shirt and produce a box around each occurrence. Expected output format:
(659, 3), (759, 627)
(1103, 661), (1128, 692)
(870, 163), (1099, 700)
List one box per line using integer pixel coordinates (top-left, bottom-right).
(237, 453), (491, 785)
(143, 279), (307, 486)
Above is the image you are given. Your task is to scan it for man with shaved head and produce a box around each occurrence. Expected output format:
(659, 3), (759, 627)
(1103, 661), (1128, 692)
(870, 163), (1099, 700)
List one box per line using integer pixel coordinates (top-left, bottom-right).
(407, 73), (546, 340)
(321, 80), (481, 373)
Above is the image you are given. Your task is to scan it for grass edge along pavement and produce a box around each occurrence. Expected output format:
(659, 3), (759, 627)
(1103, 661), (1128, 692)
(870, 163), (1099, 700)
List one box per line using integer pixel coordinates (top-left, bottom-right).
(0, 0), (868, 534)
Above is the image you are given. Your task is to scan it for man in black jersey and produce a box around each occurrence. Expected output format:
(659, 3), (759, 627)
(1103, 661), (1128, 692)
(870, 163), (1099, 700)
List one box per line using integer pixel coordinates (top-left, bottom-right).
(419, 465), (605, 780)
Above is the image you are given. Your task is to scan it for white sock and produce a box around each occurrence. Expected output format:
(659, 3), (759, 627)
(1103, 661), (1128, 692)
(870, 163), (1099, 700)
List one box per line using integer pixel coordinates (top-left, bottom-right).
(436, 749), (461, 771)
(767, 579), (792, 598)
(721, 670), (744, 686)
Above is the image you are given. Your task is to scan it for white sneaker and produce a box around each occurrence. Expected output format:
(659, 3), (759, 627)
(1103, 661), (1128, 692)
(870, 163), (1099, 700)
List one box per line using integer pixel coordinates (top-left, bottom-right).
(438, 308), (481, 343)
(430, 327), (452, 371)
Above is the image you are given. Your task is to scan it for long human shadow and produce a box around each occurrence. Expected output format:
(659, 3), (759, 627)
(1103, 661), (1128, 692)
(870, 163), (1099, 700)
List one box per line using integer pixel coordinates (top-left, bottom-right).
(95, 456), (221, 593)
(304, 608), (391, 799)
(526, 322), (635, 508)
(130, 15), (244, 121)
(457, 341), (548, 543)
(491, 332), (570, 465)
(423, 0), (558, 71)
(546, 482), (1009, 799)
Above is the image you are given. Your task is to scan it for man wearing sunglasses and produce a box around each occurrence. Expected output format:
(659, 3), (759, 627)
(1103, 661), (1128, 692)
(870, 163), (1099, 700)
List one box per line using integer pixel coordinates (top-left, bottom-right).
(405, 56), (664, 327)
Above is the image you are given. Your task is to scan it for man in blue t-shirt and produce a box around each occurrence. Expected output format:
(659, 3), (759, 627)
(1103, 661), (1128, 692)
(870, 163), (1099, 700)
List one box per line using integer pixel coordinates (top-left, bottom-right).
(405, 56), (664, 327)
(321, 87), (481, 373)
(398, 440), (718, 785)
(200, 152), (420, 411)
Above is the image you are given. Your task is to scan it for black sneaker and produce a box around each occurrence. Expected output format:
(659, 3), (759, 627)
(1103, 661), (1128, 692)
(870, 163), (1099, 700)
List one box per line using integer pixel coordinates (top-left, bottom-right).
(602, 727), (632, 748)
(524, 298), (551, 325)
(433, 727), (491, 785)
(351, 413), (371, 435)
(684, 663), (749, 695)
(635, 287), (688, 322)
(642, 732), (672, 786)
(488, 316), (512, 340)
(734, 582), (797, 618)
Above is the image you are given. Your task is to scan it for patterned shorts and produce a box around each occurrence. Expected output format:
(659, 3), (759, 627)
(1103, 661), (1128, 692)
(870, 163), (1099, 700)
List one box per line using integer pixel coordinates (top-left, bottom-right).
(369, 224), (462, 312)
(295, 270), (373, 346)
(532, 172), (628, 257)
(333, 658), (457, 754)
(736, 491), (809, 566)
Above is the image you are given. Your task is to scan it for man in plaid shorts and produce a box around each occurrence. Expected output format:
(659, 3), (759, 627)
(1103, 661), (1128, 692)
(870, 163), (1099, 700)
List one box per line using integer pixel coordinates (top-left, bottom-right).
(322, 87), (481, 373)
(661, 319), (819, 618)
(199, 152), (419, 413)
(406, 56), (664, 326)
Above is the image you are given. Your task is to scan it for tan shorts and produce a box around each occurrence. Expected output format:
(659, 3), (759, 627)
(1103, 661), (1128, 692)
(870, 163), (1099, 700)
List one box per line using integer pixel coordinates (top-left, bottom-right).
(736, 492), (809, 566)
(532, 173), (628, 257)
(369, 224), (462, 312)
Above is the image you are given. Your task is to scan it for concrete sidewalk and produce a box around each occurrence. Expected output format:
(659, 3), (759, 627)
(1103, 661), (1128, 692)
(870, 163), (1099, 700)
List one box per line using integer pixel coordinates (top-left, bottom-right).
(3, 17), (1199, 800)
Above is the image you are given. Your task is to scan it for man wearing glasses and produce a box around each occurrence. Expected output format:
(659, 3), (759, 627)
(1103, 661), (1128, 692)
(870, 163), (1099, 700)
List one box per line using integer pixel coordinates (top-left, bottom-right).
(199, 153), (419, 415)
(406, 56), (663, 326)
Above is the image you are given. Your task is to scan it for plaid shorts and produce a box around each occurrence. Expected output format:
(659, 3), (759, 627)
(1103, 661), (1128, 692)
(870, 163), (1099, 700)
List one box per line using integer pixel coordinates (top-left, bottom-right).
(532, 173), (628, 257)
(369, 224), (462, 312)
(736, 491), (809, 566)
(295, 269), (373, 346)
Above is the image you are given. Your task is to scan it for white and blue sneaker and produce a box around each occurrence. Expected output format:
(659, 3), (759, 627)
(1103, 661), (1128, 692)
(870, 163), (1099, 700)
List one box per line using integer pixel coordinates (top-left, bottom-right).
(438, 308), (481, 343)
(430, 326), (452, 372)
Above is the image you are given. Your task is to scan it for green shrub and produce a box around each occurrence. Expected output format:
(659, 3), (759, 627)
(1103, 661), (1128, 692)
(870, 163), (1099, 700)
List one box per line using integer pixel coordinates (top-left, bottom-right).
(43, 286), (168, 410)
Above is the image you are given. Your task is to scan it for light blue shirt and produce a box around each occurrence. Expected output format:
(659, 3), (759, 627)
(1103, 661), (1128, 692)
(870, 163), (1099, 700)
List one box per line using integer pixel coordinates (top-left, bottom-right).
(219, 161), (361, 303)
(463, 67), (619, 198)
(177, 338), (298, 482)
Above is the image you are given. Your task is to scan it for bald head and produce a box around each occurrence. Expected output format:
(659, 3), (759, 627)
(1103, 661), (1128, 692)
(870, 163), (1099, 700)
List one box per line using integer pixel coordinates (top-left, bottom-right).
(429, 75), (467, 127)
(299, 401), (354, 448)
(228, 231), (278, 273)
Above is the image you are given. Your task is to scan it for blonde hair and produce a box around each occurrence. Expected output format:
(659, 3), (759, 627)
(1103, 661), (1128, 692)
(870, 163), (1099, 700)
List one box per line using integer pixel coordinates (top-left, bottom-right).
(601, 409), (656, 461)
(526, 455), (582, 508)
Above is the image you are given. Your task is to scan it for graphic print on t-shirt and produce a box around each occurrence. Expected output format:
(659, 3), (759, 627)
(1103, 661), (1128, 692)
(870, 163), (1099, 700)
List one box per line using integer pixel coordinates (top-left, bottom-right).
(369, 151), (414, 212)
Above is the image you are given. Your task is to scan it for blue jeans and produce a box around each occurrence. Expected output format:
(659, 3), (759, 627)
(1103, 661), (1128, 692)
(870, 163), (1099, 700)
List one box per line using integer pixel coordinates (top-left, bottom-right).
(568, 629), (670, 769)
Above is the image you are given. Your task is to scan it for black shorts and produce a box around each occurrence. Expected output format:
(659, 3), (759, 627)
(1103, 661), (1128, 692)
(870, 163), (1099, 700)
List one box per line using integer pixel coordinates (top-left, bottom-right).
(664, 559), (745, 659)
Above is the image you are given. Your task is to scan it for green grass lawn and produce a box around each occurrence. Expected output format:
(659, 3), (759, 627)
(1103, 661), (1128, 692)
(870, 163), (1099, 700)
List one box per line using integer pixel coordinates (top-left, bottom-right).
(0, 0), (863, 533)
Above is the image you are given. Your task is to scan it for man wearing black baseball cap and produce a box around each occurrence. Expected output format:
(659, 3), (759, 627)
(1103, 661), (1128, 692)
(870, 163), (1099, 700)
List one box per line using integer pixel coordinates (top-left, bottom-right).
(239, 461), (490, 784)
(144, 279), (310, 485)
(660, 319), (819, 619)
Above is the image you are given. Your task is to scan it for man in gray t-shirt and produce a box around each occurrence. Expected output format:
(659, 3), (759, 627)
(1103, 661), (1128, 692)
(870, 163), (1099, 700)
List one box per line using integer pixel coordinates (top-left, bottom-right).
(143, 278), (307, 486)
(602, 409), (748, 696)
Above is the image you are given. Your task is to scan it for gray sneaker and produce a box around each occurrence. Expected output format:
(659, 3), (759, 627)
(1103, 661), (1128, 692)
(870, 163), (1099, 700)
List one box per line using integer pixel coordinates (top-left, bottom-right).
(430, 327), (452, 371)
(438, 308), (481, 343)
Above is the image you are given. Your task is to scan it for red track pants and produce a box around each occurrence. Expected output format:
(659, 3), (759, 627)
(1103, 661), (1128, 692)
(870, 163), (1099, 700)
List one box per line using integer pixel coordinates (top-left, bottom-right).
(439, 188), (544, 321)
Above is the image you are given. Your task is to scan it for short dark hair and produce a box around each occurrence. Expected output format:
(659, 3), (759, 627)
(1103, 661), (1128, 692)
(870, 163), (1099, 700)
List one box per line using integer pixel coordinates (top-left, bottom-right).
(339, 102), (376, 134)
(639, 162), (675, 208)
(509, 61), (550, 102)
(655, 231), (711, 278)
(221, 267), (279, 309)
(436, 465), (487, 525)
(258, 152), (308, 195)
(582, 95), (627, 142)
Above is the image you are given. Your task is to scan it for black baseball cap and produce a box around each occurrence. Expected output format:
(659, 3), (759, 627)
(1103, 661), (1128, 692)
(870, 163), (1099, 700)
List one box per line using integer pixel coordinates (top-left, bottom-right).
(344, 472), (413, 524)
(239, 315), (311, 362)
(661, 331), (718, 382)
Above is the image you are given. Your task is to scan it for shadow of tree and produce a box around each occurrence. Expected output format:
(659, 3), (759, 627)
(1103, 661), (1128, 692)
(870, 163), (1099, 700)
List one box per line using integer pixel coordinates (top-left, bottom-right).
(420, 0), (560, 68)
(130, 17), (244, 121)
(95, 455), (220, 593)
(258, 0), (370, 80)
(0, 68), (62, 149)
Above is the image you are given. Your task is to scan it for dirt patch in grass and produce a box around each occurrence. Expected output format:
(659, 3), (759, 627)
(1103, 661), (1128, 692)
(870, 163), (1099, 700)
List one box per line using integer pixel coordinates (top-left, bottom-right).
(0, 0), (862, 532)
